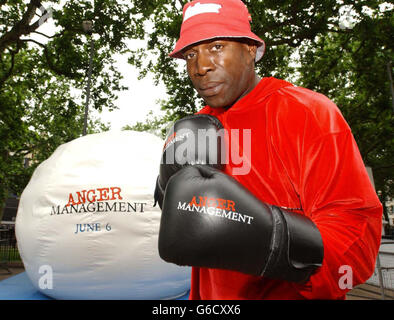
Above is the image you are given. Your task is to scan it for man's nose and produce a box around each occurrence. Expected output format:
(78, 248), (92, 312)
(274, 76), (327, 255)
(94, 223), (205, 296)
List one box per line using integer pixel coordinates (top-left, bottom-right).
(195, 52), (214, 76)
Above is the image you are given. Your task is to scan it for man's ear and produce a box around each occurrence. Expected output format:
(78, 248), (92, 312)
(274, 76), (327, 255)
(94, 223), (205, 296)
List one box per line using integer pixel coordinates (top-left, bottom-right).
(243, 42), (257, 63)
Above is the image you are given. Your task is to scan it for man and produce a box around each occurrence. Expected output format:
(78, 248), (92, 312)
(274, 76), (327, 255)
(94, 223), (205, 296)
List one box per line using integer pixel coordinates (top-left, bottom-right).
(156, 0), (382, 299)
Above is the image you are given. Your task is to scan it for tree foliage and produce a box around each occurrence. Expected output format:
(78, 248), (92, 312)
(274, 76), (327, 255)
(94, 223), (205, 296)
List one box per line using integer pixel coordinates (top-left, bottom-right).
(0, 0), (139, 211)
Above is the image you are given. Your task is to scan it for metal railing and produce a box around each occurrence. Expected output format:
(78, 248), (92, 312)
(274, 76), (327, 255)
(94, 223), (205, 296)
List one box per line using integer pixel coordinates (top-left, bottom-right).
(364, 240), (394, 299)
(0, 226), (20, 274)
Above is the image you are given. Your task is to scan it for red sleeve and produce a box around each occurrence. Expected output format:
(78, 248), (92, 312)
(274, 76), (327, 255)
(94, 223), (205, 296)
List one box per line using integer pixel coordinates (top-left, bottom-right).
(295, 129), (382, 299)
(274, 88), (383, 299)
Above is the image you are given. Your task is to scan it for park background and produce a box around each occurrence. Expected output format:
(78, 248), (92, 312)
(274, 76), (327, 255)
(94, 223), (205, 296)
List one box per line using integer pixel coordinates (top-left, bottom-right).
(0, 0), (393, 299)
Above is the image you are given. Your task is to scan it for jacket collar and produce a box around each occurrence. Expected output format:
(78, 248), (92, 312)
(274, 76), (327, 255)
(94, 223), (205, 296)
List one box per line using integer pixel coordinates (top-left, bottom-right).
(199, 77), (293, 115)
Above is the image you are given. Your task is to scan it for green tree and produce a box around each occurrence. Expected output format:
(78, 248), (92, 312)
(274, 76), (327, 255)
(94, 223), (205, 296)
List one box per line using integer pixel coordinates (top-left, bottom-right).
(0, 0), (139, 212)
(126, 0), (394, 226)
(296, 2), (394, 226)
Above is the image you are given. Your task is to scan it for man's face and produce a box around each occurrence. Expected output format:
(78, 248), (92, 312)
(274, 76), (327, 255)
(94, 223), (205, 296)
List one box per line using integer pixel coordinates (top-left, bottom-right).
(183, 39), (257, 109)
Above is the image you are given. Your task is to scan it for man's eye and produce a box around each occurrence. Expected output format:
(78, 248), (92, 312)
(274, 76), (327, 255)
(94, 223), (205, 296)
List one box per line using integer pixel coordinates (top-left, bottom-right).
(212, 44), (223, 51)
(184, 52), (195, 60)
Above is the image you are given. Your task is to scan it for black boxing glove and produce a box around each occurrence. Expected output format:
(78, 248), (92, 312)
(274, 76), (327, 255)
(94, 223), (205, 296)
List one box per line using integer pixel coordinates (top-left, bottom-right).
(158, 165), (324, 283)
(154, 114), (225, 209)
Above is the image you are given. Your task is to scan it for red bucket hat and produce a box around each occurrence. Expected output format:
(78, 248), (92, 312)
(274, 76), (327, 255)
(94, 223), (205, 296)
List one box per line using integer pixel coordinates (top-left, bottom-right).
(170, 0), (265, 62)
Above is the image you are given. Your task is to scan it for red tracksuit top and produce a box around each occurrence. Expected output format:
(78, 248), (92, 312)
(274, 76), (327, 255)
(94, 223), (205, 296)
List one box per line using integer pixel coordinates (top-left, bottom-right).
(191, 77), (382, 300)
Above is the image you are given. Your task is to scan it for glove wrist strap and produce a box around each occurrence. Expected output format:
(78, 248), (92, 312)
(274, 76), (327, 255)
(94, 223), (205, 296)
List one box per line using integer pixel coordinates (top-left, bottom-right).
(262, 206), (324, 283)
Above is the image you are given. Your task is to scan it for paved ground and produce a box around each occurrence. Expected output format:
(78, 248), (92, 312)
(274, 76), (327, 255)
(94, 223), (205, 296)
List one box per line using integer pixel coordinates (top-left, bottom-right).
(347, 283), (394, 300)
(0, 266), (25, 281)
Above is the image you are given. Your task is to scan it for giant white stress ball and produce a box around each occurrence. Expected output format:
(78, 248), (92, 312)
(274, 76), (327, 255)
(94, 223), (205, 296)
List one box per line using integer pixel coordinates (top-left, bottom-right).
(15, 130), (190, 300)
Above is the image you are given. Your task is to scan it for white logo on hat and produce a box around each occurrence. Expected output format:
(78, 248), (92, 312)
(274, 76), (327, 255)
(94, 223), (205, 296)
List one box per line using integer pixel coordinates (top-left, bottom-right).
(183, 2), (222, 22)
